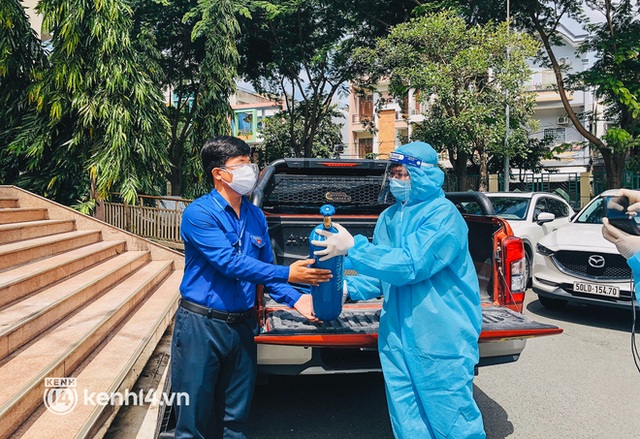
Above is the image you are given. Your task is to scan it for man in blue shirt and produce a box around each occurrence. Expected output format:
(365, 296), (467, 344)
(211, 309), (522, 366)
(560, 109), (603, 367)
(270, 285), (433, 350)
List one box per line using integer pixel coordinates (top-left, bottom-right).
(171, 136), (332, 438)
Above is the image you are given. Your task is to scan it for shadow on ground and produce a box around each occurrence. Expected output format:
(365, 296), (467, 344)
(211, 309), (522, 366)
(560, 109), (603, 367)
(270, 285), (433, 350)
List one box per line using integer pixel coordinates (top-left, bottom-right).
(474, 385), (514, 439)
(250, 373), (392, 438)
(526, 297), (639, 333)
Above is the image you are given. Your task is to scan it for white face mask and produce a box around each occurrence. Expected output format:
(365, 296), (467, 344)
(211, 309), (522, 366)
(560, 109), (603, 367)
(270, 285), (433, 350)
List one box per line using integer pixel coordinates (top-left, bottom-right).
(222, 163), (259, 195)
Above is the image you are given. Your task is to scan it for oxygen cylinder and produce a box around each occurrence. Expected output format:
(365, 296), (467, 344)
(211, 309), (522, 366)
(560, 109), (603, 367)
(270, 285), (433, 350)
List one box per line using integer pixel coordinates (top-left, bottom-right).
(309, 204), (344, 321)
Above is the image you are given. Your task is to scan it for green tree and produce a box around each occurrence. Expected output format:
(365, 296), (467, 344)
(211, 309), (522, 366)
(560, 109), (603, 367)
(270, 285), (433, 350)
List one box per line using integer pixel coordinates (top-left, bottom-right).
(237, 0), (421, 158)
(132, 0), (241, 198)
(0, 0), (48, 185)
(356, 10), (539, 190)
(7, 0), (171, 205)
(575, 0), (640, 188)
(255, 105), (344, 167)
(478, 0), (639, 188)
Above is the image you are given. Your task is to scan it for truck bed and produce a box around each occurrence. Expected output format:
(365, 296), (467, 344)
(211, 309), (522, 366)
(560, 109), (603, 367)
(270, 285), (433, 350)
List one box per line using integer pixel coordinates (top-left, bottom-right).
(260, 304), (560, 341)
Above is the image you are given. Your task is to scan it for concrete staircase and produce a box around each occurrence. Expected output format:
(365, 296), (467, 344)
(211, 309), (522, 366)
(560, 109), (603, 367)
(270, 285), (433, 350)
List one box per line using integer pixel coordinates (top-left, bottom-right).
(0, 186), (183, 438)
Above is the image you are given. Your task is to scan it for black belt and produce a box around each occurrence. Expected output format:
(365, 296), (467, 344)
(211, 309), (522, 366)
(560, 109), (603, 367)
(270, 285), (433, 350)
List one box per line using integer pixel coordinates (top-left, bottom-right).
(179, 299), (255, 324)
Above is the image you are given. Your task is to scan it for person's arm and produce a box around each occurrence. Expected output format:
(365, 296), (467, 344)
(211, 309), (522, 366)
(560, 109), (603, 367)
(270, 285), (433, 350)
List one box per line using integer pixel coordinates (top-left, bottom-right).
(182, 205), (290, 284)
(349, 202), (466, 287)
(183, 206), (330, 288)
(256, 216), (320, 321)
(345, 272), (383, 301)
(257, 222), (302, 307)
(627, 253), (640, 295)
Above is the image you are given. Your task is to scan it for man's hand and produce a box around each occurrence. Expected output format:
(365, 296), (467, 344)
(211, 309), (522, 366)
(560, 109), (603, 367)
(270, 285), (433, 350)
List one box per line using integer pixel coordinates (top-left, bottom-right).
(293, 293), (319, 322)
(312, 223), (355, 262)
(288, 258), (332, 286)
(617, 189), (640, 213)
(602, 217), (640, 259)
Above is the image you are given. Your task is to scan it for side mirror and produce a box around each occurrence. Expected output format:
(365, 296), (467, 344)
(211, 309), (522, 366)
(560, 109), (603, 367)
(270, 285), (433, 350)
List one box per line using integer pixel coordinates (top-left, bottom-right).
(537, 212), (555, 225)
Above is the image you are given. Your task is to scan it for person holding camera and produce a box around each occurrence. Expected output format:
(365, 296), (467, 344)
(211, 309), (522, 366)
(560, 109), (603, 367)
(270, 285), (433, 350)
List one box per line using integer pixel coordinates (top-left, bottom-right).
(602, 189), (640, 291)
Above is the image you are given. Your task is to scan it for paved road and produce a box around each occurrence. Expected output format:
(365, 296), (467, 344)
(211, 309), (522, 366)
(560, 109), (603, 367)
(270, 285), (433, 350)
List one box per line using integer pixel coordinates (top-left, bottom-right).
(250, 292), (640, 438)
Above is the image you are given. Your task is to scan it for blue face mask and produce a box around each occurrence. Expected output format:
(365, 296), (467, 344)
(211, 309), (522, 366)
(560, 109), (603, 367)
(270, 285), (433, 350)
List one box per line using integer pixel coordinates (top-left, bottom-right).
(389, 178), (411, 202)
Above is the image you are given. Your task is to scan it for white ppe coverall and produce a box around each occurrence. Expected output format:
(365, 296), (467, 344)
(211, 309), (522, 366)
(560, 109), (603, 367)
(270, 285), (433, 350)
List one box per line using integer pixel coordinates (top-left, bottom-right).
(346, 141), (485, 438)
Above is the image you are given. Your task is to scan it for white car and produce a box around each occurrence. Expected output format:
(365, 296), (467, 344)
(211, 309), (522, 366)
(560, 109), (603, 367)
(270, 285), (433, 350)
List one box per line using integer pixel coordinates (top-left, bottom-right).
(532, 190), (636, 310)
(483, 192), (575, 284)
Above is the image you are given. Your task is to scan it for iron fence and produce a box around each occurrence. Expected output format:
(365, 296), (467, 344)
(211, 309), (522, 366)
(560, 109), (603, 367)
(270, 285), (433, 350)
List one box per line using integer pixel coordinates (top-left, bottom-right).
(498, 173), (581, 209)
(442, 174), (481, 192)
(593, 170), (640, 196)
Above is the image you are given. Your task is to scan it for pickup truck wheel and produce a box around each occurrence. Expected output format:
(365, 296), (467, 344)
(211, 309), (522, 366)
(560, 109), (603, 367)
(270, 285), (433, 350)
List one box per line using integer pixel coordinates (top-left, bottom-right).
(538, 295), (568, 310)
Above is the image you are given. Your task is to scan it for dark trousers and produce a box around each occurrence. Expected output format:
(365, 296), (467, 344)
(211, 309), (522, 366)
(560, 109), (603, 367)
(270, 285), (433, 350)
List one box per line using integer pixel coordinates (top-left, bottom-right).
(171, 306), (258, 439)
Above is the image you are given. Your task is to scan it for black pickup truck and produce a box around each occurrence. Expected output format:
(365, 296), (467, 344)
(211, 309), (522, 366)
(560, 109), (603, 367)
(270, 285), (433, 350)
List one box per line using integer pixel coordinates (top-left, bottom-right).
(250, 158), (562, 375)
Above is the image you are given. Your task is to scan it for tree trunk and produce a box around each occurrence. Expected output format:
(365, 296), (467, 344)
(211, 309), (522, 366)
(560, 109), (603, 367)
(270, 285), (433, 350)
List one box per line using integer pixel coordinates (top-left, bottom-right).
(600, 149), (626, 189)
(168, 139), (183, 196)
(478, 146), (488, 192)
(533, 21), (605, 151)
(169, 166), (182, 196)
(449, 149), (469, 192)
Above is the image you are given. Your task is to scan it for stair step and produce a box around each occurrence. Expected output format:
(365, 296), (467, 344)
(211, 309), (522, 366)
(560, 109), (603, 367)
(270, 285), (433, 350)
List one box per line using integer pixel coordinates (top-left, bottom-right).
(0, 219), (76, 244)
(0, 251), (151, 360)
(0, 208), (47, 224)
(18, 271), (182, 438)
(0, 260), (174, 438)
(0, 199), (19, 208)
(0, 230), (102, 271)
(0, 240), (126, 309)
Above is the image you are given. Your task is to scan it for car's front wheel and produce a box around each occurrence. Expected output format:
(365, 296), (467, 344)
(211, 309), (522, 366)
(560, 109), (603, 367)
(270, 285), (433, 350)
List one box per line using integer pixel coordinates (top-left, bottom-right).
(538, 295), (568, 310)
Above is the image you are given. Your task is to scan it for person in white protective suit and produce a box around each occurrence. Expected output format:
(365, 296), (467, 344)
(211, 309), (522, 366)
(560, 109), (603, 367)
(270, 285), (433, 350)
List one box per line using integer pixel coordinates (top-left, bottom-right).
(602, 189), (640, 295)
(312, 141), (486, 438)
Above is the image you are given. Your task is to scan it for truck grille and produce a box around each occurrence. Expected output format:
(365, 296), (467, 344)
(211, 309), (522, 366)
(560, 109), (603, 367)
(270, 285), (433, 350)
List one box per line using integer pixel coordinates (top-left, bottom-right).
(264, 175), (391, 213)
(551, 251), (632, 280)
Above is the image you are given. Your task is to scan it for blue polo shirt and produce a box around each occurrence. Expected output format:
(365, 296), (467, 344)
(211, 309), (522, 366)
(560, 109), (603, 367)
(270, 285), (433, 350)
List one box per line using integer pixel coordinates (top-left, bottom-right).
(179, 189), (302, 311)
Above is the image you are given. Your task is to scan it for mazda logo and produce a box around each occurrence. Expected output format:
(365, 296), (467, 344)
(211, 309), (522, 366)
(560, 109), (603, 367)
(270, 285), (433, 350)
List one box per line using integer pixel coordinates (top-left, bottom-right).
(588, 255), (606, 269)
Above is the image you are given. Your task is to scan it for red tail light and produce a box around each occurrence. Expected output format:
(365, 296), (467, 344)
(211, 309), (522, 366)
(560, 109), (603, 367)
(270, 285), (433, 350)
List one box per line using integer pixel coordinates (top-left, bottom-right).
(502, 236), (526, 310)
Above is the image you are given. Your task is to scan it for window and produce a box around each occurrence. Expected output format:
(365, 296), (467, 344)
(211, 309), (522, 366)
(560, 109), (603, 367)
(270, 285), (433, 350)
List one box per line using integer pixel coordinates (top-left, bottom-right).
(533, 198), (548, 221)
(358, 138), (373, 158)
(543, 128), (566, 143)
(488, 197), (530, 220)
(576, 197), (606, 224)
(358, 95), (373, 120)
(547, 198), (570, 218)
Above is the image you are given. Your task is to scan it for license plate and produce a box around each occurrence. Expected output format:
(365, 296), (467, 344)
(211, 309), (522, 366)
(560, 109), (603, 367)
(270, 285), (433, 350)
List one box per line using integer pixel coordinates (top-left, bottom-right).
(573, 281), (620, 298)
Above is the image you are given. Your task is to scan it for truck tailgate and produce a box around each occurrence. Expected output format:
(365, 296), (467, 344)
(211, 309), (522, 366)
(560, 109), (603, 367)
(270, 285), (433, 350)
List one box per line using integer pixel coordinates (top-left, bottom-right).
(255, 304), (562, 347)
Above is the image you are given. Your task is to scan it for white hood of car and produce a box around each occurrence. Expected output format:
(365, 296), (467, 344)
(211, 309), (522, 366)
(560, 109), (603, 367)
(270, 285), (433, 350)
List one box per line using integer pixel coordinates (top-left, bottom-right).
(537, 223), (619, 253)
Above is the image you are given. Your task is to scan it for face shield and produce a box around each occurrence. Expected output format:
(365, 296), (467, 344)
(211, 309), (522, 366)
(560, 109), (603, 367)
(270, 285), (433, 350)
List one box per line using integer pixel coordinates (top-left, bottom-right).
(379, 151), (434, 204)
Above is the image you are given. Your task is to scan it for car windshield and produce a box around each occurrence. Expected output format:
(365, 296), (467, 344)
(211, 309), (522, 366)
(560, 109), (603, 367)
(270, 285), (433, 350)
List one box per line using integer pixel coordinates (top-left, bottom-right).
(488, 197), (530, 220)
(574, 196), (606, 224)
